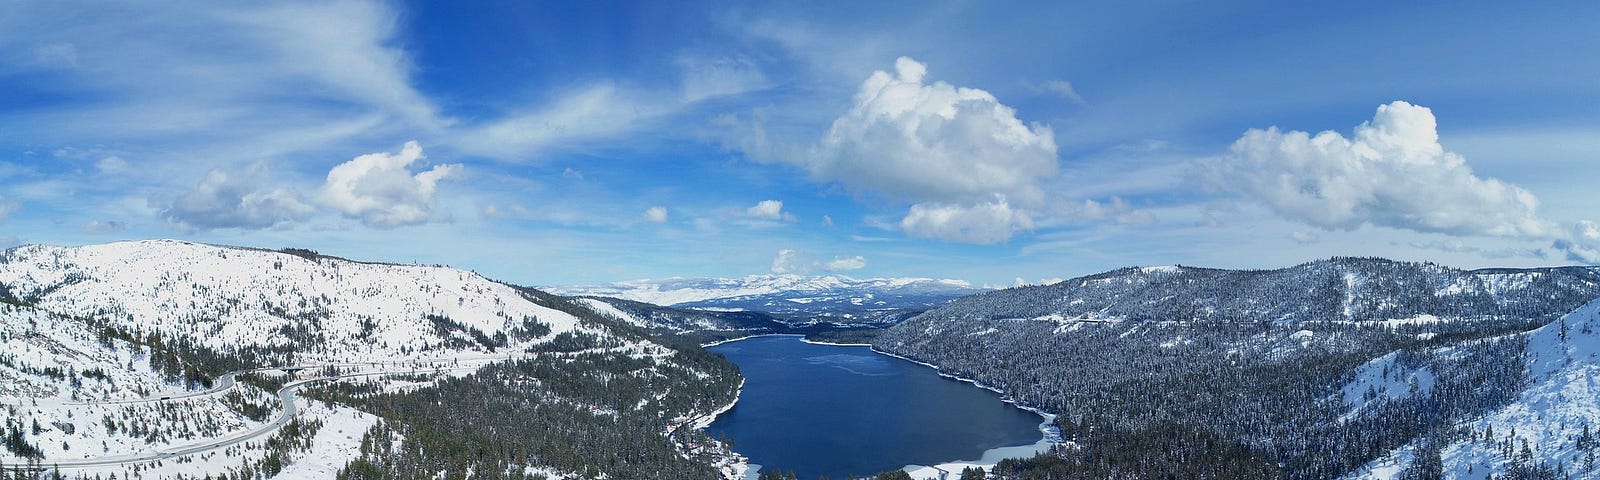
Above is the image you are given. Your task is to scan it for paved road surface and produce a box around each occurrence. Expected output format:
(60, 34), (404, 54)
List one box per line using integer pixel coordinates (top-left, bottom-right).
(0, 355), (519, 471)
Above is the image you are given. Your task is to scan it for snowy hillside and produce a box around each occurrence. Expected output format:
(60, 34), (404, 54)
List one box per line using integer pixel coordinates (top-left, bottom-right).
(1347, 298), (1600, 478)
(873, 257), (1600, 479)
(573, 297), (784, 341)
(0, 240), (596, 363)
(0, 303), (178, 402)
(0, 302), (377, 477)
(897, 257), (1600, 329)
(0, 240), (746, 479)
(551, 274), (985, 318)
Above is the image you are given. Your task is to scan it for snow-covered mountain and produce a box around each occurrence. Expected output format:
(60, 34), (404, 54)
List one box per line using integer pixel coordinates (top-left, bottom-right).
(891, 258), (1600, 332)
(550, 274), (986, 319)
(873, 257), (1600, 479)
(570, 296), (787, 344)
(0, 240), (598, 363)
(0, 240), (746, 479)
(1346, 297), (1600, 479)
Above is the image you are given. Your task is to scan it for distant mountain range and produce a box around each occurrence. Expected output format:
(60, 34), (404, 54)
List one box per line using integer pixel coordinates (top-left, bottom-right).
(550, 274), (987, 321)
(9, 241), (1600, 479)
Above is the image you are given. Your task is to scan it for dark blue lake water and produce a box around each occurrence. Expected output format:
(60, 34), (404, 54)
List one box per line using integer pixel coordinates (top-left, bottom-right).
(705, 335), (1044, 480)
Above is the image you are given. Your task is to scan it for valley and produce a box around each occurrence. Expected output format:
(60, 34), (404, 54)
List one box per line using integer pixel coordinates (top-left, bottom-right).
(4, 243), (1599, 480)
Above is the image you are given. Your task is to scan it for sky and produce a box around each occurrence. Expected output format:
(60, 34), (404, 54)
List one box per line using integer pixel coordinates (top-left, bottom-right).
(1, 1), (1597, 287)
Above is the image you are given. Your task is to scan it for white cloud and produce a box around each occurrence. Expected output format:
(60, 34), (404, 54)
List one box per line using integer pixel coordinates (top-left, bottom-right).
(1068, 197), (1157, 226)
(1408, 239), (1546, 260)
(799, 57), (1058, 244)
(1037, 79), (1084, 104)
(228, 1), (441, 127)
(0, 196), (17, 221)
(678, 55), (770, 102)
(744, 199), (796, 222)
(899, 198), (1034, 245)
(1555, 221), (1600, 263)
(82, 220), (130, 234)
(95, 156), (128, 174)
(814, 57), (1058, 206)
(1289, 231), (1320, 244)
(1203, 101), (1552, 238)
(0, 1), (439, 141)
(457, 83), (656, 159)
(643, 206), (669, 223)
(771, 249), (805, 274)
(822, 255), (867, 272)
(157, 168), (315, 232)
(320, 141), (462, 228)
(770, 249), (868, 274)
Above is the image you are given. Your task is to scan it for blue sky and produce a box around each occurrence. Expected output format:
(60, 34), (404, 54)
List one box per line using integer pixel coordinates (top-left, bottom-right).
(1, 1), (1597, 287)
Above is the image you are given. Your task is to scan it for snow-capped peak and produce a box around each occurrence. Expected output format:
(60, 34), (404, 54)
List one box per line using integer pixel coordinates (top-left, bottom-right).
(549, 274), (983, 310)
(0, 240), (603, 363)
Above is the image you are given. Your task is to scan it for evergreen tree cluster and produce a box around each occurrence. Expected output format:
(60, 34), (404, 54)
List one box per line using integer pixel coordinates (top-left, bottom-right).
(876, 258), (1600, 479)
(315, 340), (741, 480)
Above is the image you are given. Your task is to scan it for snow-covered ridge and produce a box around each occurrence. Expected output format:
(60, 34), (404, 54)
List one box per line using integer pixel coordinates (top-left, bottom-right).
(0, 240), (596, 363)
(1346, 297), (1600, 478)
(906, 258), (1600, 329)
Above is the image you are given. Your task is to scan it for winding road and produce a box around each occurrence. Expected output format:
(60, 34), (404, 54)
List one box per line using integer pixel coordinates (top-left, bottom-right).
(1, 357), (507, 471)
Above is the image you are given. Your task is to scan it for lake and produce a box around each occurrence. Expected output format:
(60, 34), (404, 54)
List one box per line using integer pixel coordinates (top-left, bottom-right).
(705, 335), (1046, 479)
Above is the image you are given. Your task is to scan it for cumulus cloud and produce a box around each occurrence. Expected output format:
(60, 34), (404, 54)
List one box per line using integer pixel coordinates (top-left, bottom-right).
(157, 168), (315, 232)
(816, 57), (1058, 205)
(1203, 101), (1552, 238)
(1554, 221), (1600, 263)
(320, 141), (461, 228)
(744, 199), (796, 222)
(770, 249), (805, 274)
(643, 206), (669, 223)
(801, 57), (1058, 243)
(899, 198), (1035, 245)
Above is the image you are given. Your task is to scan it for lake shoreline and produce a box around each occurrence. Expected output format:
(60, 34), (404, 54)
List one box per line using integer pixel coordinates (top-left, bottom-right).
(707, 334), (1062, 479)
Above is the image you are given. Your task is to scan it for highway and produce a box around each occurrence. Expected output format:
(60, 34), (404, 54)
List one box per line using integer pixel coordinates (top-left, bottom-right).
(65, 373), (237, 406)
(0, 358), (502, 471)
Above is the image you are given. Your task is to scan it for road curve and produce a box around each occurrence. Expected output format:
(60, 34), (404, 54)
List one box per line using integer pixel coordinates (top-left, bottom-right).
(3, 379), (306, 470)
(1, 364), (491, 471)
(66, 373), (238, 406)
